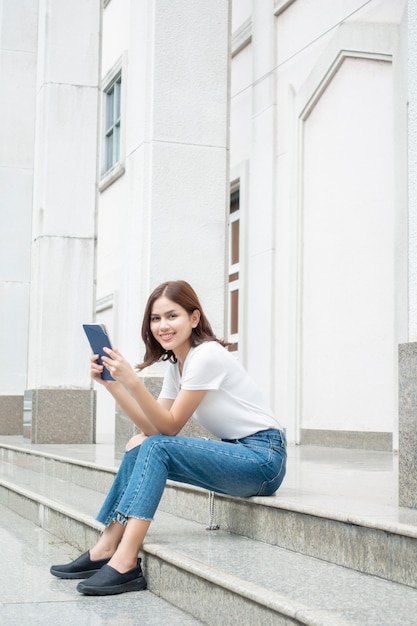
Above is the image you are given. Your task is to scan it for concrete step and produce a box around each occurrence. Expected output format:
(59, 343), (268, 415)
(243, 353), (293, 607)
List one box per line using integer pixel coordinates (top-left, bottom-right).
(1, 442), (417, 590)
(2, 444), (417, 625)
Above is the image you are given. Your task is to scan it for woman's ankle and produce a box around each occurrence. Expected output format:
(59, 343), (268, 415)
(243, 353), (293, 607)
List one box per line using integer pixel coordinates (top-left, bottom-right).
(107, 554), (139, 573)
(89, 546), (116, 561)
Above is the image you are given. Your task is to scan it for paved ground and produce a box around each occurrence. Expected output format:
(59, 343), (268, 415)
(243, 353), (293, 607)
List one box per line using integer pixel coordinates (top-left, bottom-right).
(0, 502), (204, 625)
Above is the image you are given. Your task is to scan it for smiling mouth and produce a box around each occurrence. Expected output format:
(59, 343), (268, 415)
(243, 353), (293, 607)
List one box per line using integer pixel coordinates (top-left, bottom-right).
(160, 333), (174, 341)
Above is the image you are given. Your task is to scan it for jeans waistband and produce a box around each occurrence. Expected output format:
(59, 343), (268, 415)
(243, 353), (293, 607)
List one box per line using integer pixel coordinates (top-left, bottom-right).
(222, 428), (286, 445)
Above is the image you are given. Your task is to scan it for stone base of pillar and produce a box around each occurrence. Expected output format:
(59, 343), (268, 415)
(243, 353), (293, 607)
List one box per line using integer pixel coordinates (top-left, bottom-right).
(28, 389), (96, 444)
(399, 342), (417, 508)
(0, 395), (23, 435)
(300, 428), (392, 450)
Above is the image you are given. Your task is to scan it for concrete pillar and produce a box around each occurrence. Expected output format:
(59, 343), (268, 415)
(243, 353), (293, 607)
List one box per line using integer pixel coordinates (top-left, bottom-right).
(397, 0), (417, 506)
(246, 1), (276, 401)
(113, 0), (231, 450)
(398, 0), (417, 505)
(26, 0), (101, 443)
(0, 0), (38, 434)
(409, 0), (417, 340)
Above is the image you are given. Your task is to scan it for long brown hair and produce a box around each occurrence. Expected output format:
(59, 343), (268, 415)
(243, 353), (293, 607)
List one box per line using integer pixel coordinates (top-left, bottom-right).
(137, 280), (226, 370)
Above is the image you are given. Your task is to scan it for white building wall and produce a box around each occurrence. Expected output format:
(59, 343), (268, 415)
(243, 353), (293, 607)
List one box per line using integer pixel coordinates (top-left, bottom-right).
(97, 0), (230, 339)
(231, 0), (407, 447)
(0, 0), (411, 449)
(301, 57), (395, 432)
(95, 0), (230, 445)
(0, 0), (38, 395)
(245, 2), (277, 404)
(27, 0), (100, 390)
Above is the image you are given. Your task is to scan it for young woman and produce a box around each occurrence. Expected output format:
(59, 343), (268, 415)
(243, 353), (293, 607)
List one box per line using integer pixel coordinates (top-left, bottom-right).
(50, 280), (287, 596)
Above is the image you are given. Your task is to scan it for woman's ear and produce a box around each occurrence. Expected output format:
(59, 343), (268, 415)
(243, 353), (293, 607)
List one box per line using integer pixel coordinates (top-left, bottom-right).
(191, 309), (201, 328)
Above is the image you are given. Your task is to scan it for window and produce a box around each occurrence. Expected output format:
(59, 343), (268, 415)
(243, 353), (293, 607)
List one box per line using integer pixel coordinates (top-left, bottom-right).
(103, 74), (121, 174)
(228, 184), (241, 352)
(100, 56), (126, 191)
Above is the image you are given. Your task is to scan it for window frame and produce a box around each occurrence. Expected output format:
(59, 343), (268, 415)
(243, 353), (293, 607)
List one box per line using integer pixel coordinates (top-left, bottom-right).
(228, 183), (241, 352)
(99, 54), (127, 191)
(227, 162), (248, 363)
(104, 74), (121, 171)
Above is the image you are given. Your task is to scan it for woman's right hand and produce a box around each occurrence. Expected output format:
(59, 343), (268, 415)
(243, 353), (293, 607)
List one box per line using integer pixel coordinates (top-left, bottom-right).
(91, 354), (115, 387)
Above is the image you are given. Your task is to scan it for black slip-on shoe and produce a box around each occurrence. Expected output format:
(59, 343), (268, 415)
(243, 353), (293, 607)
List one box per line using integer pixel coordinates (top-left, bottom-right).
(76, 559), (147, 596)
(50, 551), (111, 579)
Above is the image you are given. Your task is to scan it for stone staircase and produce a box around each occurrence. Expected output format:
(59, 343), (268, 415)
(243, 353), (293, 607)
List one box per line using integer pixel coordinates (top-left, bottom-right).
(1, 439), (417, 625)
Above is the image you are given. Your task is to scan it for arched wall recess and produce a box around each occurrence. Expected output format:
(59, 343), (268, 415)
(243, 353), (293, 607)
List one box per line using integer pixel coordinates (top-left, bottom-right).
(288, 21), (400, 448)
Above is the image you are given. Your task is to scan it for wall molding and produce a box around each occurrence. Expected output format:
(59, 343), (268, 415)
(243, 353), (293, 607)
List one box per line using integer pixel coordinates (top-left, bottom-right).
(274, 0), (297, 17)
(296, 22), (398, 121)
(232, 17), (252, 57)
(300, 50), (392, 121)
(96, 293), (114, 313)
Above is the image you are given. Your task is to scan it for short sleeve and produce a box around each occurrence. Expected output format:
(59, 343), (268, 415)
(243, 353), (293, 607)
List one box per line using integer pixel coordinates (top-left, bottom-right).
(181, 343), (226, 391)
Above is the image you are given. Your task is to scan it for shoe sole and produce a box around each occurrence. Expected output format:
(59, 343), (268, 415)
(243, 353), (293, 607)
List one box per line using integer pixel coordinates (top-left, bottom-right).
(50, 568), (102, 580)
(77, 577), (147, 595)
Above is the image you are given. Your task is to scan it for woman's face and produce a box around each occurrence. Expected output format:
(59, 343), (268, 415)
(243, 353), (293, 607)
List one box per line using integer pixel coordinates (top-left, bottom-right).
(150, 296), (200, 358)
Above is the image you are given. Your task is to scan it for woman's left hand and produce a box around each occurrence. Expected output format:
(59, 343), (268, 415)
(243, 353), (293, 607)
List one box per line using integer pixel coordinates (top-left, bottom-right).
(101, 347), (137, 388)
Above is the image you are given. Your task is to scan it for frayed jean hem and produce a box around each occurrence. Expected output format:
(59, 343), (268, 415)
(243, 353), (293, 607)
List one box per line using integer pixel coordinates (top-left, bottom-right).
(126, 514), (154, 523)
(98, 511), (154, 528)
(115, 511), (128, 526)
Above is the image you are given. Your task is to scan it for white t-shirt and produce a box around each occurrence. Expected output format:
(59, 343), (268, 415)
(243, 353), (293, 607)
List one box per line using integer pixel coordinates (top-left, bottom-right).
(158, 341), (282, 439)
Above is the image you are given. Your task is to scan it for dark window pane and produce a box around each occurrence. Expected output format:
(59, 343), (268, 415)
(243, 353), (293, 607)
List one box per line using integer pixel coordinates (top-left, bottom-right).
(230, 289), (239, 335)
(106, 132), (113, 170)
(231, 220), (239, 265)
(230, 188), (240, 214)
(115, 79), (121, 118)
(106, 87), (114, 130)
(114, 122), (120, 162)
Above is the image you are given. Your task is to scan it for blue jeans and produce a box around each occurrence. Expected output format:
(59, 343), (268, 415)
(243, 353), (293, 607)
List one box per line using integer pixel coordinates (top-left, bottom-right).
(96, 429), (287, 525)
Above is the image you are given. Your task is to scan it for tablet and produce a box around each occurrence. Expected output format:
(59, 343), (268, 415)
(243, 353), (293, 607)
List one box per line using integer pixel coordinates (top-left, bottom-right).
(82, 323), (115, 381)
